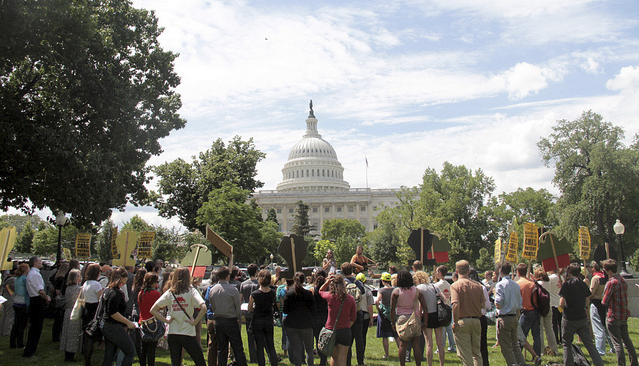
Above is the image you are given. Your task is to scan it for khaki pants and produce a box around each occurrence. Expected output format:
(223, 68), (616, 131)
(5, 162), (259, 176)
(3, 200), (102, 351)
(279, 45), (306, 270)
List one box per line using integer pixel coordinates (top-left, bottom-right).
(497, 316), (526, 366)
(454, 317), (482, 366)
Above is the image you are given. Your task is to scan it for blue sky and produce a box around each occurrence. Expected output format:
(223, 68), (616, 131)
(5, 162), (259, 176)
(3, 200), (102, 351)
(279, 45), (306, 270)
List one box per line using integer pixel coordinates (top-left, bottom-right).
(12, 1), (639, 230)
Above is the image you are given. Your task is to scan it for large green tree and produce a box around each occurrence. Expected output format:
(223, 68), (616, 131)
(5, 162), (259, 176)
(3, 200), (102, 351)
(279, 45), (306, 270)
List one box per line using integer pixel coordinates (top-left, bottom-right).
(538, 111), (639, 251)
(196, 182), (265, 263)
(321, 219), (366, 242)
(0, 0), (185, 226)
(153, 136), (265, 231)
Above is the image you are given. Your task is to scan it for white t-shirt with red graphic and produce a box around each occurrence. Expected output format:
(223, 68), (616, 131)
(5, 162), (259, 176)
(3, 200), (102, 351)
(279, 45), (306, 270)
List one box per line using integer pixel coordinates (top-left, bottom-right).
(153, 287), (205, 336)
(434, 279), (451, 306)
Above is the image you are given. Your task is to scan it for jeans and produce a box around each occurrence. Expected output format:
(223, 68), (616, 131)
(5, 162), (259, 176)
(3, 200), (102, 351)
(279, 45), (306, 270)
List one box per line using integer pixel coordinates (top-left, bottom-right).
(167, 334), (206, 366)
(245, 316), (258, 362)
(562, 317), (604, 366)
(139, 337), (158, 366)
(443, 323), (456, 351)
(607, 319), (639, 366)
(519, 309), (541, 356)
(216, 317), (247, 366)
(10, 305), (28, 348)
(252, 318), (278, 366)
(102, 322), (136, 366)
(287, 327), (315, 366)
(590, 301), (612, 355)
(347, 311), (364, 366)
(52, 305), (65, 342)
(23, 296), (45, 357)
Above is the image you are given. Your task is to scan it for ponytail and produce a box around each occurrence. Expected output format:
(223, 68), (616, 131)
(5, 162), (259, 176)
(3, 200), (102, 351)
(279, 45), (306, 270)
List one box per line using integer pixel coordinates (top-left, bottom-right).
(293, 272), (305, 295)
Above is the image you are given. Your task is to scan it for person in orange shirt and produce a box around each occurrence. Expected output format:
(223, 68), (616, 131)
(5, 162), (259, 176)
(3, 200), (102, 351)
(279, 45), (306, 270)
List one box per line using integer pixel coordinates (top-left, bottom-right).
(516, 263), (541, 362)
(350, 246), (376, 274)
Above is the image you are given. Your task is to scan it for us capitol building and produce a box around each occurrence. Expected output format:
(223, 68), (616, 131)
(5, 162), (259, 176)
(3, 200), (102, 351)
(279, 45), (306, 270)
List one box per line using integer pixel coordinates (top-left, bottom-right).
(252, 102), (401, 235)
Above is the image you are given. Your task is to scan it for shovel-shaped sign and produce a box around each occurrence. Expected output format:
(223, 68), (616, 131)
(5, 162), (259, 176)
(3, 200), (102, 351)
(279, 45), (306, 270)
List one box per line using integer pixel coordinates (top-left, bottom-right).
(278, 234), (308, 279)
(407, 228), (436, 267)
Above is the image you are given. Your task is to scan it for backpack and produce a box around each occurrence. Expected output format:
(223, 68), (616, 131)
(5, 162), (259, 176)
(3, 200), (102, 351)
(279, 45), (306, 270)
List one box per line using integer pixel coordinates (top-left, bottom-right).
(345, 281), (365, 312)
(532, 281), (551, 317)
(572, 344), (591, 366)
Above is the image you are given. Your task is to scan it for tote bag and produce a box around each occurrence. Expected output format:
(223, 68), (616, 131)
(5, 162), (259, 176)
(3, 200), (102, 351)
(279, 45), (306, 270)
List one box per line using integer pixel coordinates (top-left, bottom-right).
(396, 288), (421, 341)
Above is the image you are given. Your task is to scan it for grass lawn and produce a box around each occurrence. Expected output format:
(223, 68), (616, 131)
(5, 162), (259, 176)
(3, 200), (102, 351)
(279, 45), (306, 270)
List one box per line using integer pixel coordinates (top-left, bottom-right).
(2, 317), (639, 365)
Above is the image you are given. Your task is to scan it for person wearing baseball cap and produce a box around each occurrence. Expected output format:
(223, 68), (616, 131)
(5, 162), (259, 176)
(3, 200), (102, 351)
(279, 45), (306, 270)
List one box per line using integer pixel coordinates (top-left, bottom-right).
(376, 272), (397, 359)
(357, 272), (375, 358)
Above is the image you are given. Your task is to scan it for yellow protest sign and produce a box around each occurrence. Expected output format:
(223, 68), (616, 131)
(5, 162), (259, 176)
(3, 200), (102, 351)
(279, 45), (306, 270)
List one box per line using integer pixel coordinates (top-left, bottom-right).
(137, 231), (156, 259)
(63, 247), (72, 261)
(495, 238), (504, 263)
(579, 226), (591, 261)
(522, 223), (539, 260)
(1, 227), (17, 270)
(75, 233), (92, 259)
(506, 231), (518, 263)
(112, 230), (138, 267)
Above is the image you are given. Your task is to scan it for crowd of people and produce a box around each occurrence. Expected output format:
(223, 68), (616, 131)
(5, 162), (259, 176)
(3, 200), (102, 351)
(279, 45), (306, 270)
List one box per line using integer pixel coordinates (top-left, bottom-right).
(0, 252), (637, 366)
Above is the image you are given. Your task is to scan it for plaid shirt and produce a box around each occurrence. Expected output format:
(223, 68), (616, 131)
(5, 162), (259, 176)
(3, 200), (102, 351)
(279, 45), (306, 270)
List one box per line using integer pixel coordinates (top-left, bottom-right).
(602, 274), (629, 322)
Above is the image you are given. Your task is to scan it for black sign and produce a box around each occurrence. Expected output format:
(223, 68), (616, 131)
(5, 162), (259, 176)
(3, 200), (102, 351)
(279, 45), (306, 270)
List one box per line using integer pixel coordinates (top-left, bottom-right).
(407, 228), (436, 266)
(278, 234), (308, 278)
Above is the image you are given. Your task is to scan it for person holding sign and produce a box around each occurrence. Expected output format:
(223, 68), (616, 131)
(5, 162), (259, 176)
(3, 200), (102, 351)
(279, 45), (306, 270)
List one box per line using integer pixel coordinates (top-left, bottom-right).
(350, 246), (376, 274)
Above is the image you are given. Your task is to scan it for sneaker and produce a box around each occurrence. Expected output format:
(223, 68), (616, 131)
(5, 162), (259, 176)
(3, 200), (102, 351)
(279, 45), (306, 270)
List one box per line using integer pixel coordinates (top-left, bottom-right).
(534, 356), (542, 365)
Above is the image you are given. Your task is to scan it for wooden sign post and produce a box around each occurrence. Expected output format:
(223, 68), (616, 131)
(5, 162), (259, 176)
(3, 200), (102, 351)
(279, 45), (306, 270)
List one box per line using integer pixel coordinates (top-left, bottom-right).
(0, 227), (16, 271)
(205, 225), (234, 266)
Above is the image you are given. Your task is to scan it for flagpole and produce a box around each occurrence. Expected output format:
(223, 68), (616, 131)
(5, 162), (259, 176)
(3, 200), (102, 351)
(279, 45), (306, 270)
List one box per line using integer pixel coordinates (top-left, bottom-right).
(365, 155), (369, 188)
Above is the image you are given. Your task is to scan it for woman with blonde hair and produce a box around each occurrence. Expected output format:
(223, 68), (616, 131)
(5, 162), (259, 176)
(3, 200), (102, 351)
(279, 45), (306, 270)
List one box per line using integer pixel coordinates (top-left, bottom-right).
(318, 274), (357, 366)
(60, 269), (83, 361)
(151, 267), (207, 366)
(415, 271), (446, 366)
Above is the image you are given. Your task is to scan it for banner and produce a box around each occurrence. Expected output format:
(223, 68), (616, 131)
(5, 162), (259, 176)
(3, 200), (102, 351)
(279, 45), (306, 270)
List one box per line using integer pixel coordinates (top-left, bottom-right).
(506, 231), (518, 263)
(75, 233), (92, 259)
(579, 226), (591, 261)
(137, 231), (156, 259)
(522, 223), (539, 260)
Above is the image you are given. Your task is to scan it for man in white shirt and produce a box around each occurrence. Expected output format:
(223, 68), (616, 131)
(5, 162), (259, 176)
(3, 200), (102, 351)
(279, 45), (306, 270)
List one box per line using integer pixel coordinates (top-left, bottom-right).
(23, 256), (50, 358)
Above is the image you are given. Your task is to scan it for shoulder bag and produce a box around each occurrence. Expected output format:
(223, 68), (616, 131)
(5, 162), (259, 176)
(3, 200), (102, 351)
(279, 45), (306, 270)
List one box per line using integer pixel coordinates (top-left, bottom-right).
(432, 284), (452, 327)
(396, 287), (422, 341)
(85, 290), (106, 342)
(70, 288), (85, 321)
(317, 297), (345, 357)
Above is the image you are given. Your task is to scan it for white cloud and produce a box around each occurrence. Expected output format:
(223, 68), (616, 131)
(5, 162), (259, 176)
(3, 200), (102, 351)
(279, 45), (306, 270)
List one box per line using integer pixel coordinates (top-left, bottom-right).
(606, 66), (639, 92)
(499, 62), (563, 100)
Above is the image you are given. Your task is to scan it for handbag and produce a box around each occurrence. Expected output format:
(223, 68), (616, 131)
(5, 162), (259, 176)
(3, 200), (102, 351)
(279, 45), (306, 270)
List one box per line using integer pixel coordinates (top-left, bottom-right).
(396, 287), (421, 341)
(141, 317), (166, 342)
(85, 290), (106, 342)
(70, 289), (85, 321)
(317, 298), (346, 357)
(432, 284), (452, 327)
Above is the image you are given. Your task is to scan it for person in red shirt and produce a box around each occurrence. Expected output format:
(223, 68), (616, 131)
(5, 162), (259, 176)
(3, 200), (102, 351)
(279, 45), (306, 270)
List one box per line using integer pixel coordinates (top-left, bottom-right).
(602, 259), (638, 366)
(318, 274), (357, 366)
(138, 272), (162, 366)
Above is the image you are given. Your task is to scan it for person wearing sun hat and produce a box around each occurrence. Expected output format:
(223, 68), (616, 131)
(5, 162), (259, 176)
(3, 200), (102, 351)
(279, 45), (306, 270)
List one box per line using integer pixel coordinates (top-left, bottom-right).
(375, 272), (397, 359)
(356, 272), (375, 359)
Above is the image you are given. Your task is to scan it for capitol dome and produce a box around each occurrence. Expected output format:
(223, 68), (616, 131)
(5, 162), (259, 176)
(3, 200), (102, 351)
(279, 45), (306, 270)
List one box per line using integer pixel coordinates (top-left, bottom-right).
(277, 102), (350, 192)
